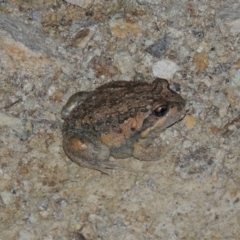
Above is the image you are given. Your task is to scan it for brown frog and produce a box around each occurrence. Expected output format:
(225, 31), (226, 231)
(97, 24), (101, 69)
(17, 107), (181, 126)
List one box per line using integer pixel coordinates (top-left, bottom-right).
(62, 78), (186, 171)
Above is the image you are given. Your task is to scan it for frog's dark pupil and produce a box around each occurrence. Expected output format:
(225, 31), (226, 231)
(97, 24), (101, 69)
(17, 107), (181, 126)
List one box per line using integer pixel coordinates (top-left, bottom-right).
(153, 105), (168, 117)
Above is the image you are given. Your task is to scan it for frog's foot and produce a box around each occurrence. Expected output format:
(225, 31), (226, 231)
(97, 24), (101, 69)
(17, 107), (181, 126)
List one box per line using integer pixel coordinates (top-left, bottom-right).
(63, 129), (118, 172)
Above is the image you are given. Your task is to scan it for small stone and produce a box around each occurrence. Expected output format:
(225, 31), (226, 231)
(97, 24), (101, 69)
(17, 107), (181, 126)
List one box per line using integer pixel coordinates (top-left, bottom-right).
(78, 78), (93, 92)
(226, 87), (240, 108)
(88, 55), (118, 77)
(147, 178), (156, 190)
(65, 0), (93, 9)
(184, 116), (197, 129)
(146, 36), (171, 58)
(128, 42), (137, 54)
(231, 70), (240, 86)
(70, 232), (86, 240)
(217, 3), (240, 34)
(29, 10), (42, 27)
(0, 191), (14, 205)
(0, 112), (24, 133)
(133, 72), (144, 81)
(191, 27), (204, 39)
(136, 0), (160, 5)
(38, 199), (49, 211)
(53, 90), (63, 103)
(211, 92), (229, 109)
(28, 214), (38, 224)
(135, 208), (147, 223)
(48, 142), (61, 154)
(114, 51), (134, 75)
(24, 97), (37, 111)
(18, 229), (35, 240)
(72, 27), (96, 48)
(19, 167), (29, 175)
(237, 58), (240, 68)
(152, 60), (180, 79)
(69, 20), (98, 48)
(211, 231), (222, 238)
(219, 107), (228, 117)
(23, 82), (34, 92)
(19, 121), (33, 141)
(118, 74), (132, 81)
(110, 15), (142, 38)
(210, 126), (219, 134)
(193, 52), (209, 73)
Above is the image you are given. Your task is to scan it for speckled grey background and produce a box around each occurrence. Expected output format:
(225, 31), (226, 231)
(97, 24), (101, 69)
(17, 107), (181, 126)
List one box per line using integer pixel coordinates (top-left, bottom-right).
(0, 1), (240, 239)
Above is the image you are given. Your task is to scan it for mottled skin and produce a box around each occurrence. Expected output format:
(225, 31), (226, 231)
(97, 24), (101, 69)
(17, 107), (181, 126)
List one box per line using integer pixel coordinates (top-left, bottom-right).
(62, 78), (186, 171)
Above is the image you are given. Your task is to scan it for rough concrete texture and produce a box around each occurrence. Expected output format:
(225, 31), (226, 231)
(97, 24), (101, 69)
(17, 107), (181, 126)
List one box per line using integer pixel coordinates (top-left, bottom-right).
(0, 1), (240, 239)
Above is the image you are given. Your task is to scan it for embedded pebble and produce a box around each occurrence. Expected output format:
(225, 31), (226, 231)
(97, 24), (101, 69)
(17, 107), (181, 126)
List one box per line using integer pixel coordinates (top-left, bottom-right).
(152, 60), (180, 79)
(211, 92), (229, 109)
(231, 70), (240, 86)
(136, 0), (161, 5)
(65, 0), (93, 9)
(193, 52), (209, 73)
(89, 55), (118, 77)
(0, 112), (24, 134)
(184, 116), (197, 129)
(146, 36), (171, 58)
(18, 229), (35, 240)
(69, 20), (98, 48)
(0, 191), (14, 205)
(118, 74), (132, 81)
(217, 3), (240, 34)
(109, 15), (142, 38)
(114, 51), (134, 75)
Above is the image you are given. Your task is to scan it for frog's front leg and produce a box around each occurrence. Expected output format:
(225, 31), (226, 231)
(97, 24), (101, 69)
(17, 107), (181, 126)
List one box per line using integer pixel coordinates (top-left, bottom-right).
(62, 129), (117, 171)
(133, 138), (171, 161)
(61, 92), (89, 119)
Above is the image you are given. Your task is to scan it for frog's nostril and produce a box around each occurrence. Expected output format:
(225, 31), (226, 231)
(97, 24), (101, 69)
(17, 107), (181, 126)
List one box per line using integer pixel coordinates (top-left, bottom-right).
(153, 105), (168, 117)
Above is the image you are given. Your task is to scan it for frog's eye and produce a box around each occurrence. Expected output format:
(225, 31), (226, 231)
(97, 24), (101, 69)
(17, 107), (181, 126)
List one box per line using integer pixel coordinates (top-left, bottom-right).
(153, 105), (168, 117)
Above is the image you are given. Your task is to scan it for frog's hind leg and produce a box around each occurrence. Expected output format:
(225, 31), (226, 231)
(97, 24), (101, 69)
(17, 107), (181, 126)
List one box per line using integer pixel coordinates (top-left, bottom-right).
(63, 129), (118, 172)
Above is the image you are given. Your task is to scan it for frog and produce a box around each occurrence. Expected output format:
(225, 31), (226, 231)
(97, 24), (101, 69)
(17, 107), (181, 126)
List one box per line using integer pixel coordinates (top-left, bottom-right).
(61, 78), (186, 171)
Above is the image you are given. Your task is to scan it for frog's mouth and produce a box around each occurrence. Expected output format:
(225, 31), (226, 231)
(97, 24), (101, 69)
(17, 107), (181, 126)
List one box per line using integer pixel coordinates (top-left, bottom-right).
(141, 103), (186, 138)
